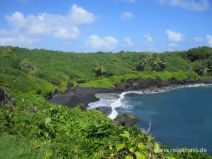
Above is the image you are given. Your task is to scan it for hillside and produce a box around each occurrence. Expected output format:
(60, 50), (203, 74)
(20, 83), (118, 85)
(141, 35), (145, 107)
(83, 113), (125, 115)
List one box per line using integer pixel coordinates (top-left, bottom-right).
(0, 46), (212, 159)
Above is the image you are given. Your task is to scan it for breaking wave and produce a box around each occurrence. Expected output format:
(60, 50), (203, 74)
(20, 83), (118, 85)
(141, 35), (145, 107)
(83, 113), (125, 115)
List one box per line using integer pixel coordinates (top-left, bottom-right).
(87, 83), (211, 119)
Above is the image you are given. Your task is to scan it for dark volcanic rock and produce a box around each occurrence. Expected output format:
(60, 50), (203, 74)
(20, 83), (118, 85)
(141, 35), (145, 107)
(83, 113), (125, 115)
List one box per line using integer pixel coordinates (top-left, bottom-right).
(79, 103), (87, 111)
(114, 113), (137, 127)
(115, 78), (162, 91)
(0, 88), (16, 107)
(95, 107), (112, 115)
(45, 92), (55, 100)
(201, 79), (212, 84)
(115, 77), (208, 92)
(50, 87), (115, 108)
(49, 78), (212, 110)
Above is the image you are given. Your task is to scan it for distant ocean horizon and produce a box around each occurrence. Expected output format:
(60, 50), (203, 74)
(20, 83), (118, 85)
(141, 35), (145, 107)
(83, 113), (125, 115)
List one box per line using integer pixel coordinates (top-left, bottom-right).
(88, 85), (212, 153)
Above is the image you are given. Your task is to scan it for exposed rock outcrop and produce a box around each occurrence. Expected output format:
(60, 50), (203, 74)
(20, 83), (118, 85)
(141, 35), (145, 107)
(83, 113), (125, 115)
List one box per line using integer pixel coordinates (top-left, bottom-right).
(95, 107), (112, 115)
(0, 88), (16, 107)
(45, 92), (55, 100)
(114, 113), (137, 127)
(115, 77), (209, 92)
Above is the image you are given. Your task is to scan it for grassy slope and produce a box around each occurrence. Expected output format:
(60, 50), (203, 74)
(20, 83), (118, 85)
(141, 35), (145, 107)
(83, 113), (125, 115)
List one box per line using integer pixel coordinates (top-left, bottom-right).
(0, 135), (41, 159)
(0, 46), (212, 159)
(0, 47), (203, 94)
(81, 71), (200, 88)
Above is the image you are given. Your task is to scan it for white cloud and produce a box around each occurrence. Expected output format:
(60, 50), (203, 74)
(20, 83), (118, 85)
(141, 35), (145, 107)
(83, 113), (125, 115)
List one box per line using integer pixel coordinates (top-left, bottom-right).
(87, 35), (118, 49)
(6, 12), (26, 28)
(0, 4), (95, 46)
(120, 11), (134, 21)
(207, 35), (212, 47)
(192, 35), (212, 47)
(0, 29), (41, 46)
(166, 29), (183, 43)
(70, 4), (95, 25)
(53, 27), (80, 40)
(193, 37), (204, 43)
(125, 37), (133, 47)
(159, 0), (209, 11)
(143, 34), (153, 46)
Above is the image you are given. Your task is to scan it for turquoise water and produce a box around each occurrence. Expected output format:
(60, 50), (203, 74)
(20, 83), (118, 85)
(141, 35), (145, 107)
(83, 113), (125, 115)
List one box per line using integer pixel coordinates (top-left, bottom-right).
(119, 86), (212, 153)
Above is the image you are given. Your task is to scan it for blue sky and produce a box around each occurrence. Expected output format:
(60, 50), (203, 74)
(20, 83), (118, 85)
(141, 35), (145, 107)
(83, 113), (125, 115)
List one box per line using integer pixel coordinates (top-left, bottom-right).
(0, 0), (212, 52)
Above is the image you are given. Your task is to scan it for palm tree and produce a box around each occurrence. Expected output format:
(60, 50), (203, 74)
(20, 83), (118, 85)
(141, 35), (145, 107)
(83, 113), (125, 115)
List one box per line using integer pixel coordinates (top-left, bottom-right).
(195, 65), (209, 76)
(149, 54), (166, 71)
(137, 55), (150, 71)
(93, 63), (107, 77)
(137, 54), (167, 72)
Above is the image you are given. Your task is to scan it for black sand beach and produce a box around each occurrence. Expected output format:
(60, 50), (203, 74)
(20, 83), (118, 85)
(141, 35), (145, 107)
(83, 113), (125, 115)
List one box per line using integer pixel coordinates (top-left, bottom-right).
(49, 86), (115, 107)
(49, 78), (212, 108)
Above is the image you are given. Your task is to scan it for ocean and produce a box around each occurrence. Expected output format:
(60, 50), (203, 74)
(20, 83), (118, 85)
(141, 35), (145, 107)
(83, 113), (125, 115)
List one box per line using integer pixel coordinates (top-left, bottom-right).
(88, 84), (212, 153)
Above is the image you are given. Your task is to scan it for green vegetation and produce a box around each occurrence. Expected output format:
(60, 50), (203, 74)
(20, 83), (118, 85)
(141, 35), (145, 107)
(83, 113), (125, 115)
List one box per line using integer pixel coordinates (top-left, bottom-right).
(187, 47), (212, 76)
(137, 53), (167, 72)
(81, 71), (200, 88)
(0, 135), (41, 159)
(18, 59), (38, 75)
(1, 46), (211, 94)
(0, 46), (212, 158)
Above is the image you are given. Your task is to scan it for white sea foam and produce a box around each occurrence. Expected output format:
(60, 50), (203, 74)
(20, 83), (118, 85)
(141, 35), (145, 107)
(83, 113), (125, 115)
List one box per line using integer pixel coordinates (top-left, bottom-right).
(88, 91), (142, 119)
(87, 83), (212, 120)
(142, 83), (211, 95)
(108, 91), (142, 119)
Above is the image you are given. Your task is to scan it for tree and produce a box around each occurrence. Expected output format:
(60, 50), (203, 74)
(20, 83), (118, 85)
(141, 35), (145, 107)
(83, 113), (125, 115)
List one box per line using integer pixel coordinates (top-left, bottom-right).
(187, 46), (212, 61)
(194, 65), (209, 76)
(19, 59), (38, 75)
(137, 55), (150, 71)
(204, 59), (212, 75)
(93, 63), (107, 77)
(150, 54), (166, 71)
(192, 61), (209, 76)
(137, 54), (167, 72)
(0, 47), (15, 58)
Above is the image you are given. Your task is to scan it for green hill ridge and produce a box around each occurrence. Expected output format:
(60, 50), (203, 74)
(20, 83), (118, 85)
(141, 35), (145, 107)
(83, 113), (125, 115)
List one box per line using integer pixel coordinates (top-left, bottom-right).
(0, 46), (212, 159)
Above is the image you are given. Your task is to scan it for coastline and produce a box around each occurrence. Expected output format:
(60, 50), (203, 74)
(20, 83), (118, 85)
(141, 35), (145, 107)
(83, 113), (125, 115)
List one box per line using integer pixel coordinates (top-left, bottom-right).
(49, 86), (115, 108)
(49, 78), (212, 116)
(88, 82), (212, 119)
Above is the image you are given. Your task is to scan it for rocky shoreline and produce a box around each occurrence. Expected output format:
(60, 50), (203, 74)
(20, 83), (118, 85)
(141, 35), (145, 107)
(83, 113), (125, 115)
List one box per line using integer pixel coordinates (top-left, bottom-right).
(115, 77), (212, 92)
(49, 78), (212, 108)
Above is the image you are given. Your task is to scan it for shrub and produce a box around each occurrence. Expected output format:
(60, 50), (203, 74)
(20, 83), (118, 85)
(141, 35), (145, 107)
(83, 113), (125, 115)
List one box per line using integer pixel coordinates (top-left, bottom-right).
(0, 47), (16, 58)
(187, 46), (212, 61)
(19, 59), (38, 75)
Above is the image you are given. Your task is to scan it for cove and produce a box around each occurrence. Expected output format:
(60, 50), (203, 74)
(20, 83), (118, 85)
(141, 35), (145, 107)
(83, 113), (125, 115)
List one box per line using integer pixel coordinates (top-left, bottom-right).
(118, 85), (212, 153)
